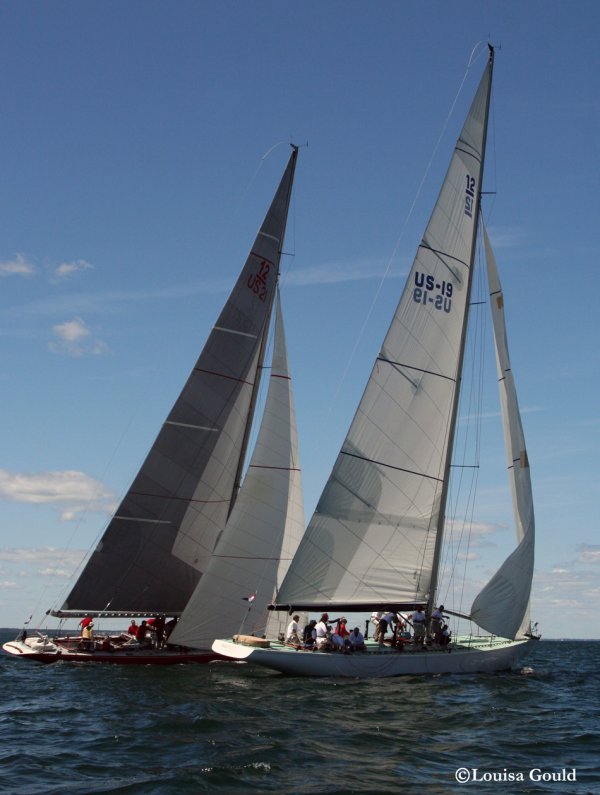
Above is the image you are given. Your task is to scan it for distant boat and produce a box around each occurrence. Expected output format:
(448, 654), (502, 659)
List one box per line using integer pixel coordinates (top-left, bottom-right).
(213, 47), (540, 676)
(3, 147), (305, 665)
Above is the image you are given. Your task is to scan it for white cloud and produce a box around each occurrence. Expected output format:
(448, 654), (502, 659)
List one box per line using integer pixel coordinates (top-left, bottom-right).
(0, 469), (116, 520)
(51, 259), (93, 281)
(484, 225), (528, 250)
(0, 253), (36, 277)
(39, 567), (72, 578)
(0, 548), (84, 567)
(457, 551), (480, 561)
(284, 259), (402, 288)
(576, 545), (600, 565)
(48, 316), (109, 357)
(54, 316), (90, 343)
(445, 519), (504, 541)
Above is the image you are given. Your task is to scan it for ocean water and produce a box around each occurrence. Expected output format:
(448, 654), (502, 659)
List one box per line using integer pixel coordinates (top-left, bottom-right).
(1, 632), (598, 794)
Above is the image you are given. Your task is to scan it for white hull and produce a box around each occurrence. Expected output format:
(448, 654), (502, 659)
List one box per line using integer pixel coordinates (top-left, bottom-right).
(212, 636), (535, 678)
(2, 638), (61, 663)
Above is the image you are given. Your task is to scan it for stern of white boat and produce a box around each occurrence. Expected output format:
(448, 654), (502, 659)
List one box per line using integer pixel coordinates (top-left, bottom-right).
(212, 637), (266, 660)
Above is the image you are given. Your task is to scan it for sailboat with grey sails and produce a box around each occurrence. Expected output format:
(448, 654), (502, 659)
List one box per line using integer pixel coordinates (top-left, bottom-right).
(3, 147), (305, 664)
(213, 48), (540, 676)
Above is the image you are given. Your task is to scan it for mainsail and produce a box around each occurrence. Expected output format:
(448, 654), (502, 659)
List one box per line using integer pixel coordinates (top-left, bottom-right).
(55, 147), (298, 617)
(170, 291), (304, 649)
(470, 223), (535, 639)
(274, 52), (494, 612)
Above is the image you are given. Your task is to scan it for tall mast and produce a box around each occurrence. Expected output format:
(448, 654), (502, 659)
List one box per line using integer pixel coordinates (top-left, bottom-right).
(427, 47), (495, 616)
(229, 145), (299, 512)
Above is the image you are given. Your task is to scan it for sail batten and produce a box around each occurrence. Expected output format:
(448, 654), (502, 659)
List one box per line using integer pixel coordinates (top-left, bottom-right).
(58, 148), (298, 616)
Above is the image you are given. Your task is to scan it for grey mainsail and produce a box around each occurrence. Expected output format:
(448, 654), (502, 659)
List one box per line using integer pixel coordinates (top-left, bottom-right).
(55, 147), (298, 617)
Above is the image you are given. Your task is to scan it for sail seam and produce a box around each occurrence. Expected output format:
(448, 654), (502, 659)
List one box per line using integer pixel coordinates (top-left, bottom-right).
(214, 554), (294, 560)
(194, 367), (253, 386)
(129, 490), (229, 505)
(418, 243), (468, 269)
(250, 251), (276, 268)
(249, 464), (301, 471)
(377, 357), (456, 383)
(340, 450), (444, 482)
(455, 140), (482, 163)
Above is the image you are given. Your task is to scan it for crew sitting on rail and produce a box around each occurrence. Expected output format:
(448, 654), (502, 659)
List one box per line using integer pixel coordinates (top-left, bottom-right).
(348, 627), (366, 651)
(303, 619), (317, 648)
(435, 623), (451, 647)
(329, 632), (346, 652)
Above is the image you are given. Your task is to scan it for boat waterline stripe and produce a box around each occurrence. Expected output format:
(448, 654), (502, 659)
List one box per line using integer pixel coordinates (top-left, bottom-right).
(258, 231), (280, 244)
(194, 367), (254, 386)
(341, 450), (444, 483)
(214, 325), (258, 339)
(165, 421), (219, 432)
(377, 357), (456, 383)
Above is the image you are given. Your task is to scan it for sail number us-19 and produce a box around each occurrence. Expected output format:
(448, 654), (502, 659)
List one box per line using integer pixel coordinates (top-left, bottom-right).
(413, 272), (453, 313)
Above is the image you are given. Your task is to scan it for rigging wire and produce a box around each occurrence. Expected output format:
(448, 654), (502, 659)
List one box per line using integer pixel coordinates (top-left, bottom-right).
(325, 42), (489, 421)
(438, 224), (489, 623)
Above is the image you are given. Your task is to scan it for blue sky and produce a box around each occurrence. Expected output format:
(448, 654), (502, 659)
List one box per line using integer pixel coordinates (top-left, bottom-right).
(1, 2), (598, 638)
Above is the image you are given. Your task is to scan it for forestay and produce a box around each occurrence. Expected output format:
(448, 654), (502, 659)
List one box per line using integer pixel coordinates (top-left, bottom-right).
(274, 57), (494, 610)
(470, 223), (535, 639)
(56, 149), (298, 617)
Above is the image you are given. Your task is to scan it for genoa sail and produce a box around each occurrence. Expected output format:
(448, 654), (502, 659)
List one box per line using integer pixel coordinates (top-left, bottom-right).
(469, 222), (535, 639)
(274, 53), (494, 612)
(169, 291), (305, 649)
(54, 147), (298, 617)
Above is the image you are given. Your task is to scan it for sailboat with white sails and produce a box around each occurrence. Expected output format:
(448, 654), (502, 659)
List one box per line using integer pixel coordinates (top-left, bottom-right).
(3, 147), (305, 664)
(213, 47), (540, 677)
